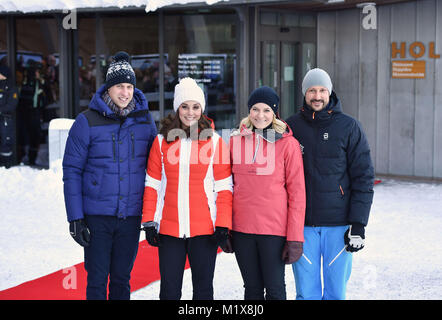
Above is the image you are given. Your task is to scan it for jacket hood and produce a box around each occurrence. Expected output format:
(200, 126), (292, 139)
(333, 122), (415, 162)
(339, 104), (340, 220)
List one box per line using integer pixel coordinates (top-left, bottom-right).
(89, 84), (148, 117)
(301, 91), (342, 122)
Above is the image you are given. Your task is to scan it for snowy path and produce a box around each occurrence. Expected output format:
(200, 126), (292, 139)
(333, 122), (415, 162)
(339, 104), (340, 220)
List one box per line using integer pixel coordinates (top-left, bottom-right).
(1, 163), (441, 299)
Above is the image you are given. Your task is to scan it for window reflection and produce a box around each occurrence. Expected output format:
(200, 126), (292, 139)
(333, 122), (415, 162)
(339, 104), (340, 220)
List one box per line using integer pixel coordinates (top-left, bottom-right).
(165, 12), (236, 130)
(77, 17), (96, 112)
(0, 18), (6, 62)
(15, 17), (60, 167)
(97, 14), (160, 123)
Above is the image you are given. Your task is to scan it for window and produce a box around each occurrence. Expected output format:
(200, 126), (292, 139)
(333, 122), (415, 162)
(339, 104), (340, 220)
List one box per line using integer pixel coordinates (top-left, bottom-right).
(164, 12), (237, 130)
(77, 16), (96, 112)
(97, 14), (160, 121)
(0, 18), (6, 64)
(15, 17), (60, 166)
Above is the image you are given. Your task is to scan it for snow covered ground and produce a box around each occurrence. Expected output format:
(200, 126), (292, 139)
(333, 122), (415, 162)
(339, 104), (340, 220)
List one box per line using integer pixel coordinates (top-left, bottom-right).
(1, 161), (441, 300)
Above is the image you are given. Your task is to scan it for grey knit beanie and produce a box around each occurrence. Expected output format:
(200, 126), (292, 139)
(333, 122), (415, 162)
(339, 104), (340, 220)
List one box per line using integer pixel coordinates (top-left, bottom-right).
(302, 68), (333, 96)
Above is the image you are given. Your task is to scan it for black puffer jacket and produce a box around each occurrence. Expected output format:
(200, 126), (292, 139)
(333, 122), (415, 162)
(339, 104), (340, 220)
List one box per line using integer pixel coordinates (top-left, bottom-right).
(286, 91), (374, 227)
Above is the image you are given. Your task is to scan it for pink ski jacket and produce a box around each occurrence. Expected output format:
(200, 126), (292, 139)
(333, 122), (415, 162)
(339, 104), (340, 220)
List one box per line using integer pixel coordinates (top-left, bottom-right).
(229, 124), (306, 242)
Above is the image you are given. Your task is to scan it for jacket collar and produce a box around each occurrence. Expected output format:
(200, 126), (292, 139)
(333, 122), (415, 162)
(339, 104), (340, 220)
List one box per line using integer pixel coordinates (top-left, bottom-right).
(88, 84), (148, 118)
(236, 121), (292, 143)
(301, 91), (342, 123)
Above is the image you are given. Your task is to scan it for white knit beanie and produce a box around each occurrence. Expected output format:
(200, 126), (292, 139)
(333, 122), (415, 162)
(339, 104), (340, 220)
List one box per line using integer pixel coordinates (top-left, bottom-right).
(302, 68), (333, 96)
(173, 77), (206, 112)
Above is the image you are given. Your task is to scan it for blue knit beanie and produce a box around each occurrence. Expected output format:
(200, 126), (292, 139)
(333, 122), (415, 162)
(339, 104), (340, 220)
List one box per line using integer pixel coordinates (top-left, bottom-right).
(247, 86), (279, 115)
(105, 51), (136, 89)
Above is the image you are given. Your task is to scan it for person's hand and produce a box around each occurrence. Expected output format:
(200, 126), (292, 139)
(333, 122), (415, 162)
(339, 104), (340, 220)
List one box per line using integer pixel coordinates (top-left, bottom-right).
(281, 241), (303, 264)
(213, 227), (228, 247)
(142, 221), (160, 247)
(213, 227), (233, 253)
(344, 223), (365, 252)
(69, 219), (91, 247)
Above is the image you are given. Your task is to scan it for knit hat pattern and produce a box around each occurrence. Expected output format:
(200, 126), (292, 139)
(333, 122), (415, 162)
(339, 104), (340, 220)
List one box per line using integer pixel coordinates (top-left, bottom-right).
(247, 86), (279, 114)
(105, 51), (136, 89)
(302, 68), (333, 96)
(173, 77), (206, 112)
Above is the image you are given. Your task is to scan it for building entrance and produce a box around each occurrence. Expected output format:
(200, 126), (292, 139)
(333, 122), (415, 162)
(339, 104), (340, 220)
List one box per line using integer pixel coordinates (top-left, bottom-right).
(258, 11), (316, 119)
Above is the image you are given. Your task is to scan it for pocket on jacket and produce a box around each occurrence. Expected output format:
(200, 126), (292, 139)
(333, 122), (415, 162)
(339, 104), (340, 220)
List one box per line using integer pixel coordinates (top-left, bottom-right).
(82, 169), (104, 199)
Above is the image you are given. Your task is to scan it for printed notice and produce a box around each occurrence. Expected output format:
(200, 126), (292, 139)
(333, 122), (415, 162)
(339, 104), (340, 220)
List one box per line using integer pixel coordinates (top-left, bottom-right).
(392, 60), (426, 79)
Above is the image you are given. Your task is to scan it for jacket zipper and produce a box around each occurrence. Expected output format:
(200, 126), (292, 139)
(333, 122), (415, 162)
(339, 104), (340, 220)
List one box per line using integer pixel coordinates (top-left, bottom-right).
(339, 185), (345, 198)
(179, 138), (191, 239)
(310, 125), (319, 226)
(252, 135), (260, 163)
(131, 132), (135, 160)
(112, 133), (116, 161)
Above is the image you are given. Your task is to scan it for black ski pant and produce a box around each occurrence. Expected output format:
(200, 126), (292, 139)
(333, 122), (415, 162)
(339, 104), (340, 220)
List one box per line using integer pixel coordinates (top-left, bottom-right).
(158, 234), (218, 300)
(232, 231), (286, 300)
(84, 215), (141, 300)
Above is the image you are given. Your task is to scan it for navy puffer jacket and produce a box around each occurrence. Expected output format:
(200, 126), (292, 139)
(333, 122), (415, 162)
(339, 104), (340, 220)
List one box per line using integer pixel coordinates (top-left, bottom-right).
(63, 85), (157, 222)
(286, 91), (374, 227)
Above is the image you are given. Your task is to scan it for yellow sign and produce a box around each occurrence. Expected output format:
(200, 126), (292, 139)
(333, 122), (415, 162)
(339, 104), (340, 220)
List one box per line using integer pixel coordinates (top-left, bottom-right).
(392, 60), (426, 79)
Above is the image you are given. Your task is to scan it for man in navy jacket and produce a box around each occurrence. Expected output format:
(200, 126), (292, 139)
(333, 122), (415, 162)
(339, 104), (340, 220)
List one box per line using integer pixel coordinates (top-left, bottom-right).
(286, 68), (374, 300)
(63, 52), (157, 300)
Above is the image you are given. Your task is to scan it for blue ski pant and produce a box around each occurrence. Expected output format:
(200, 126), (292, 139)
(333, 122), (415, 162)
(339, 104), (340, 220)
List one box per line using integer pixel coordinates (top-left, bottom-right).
(292, 226), (352, 300)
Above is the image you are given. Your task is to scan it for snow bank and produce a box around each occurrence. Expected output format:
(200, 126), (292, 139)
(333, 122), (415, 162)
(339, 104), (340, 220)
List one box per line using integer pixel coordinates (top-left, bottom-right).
(1, 165), (441, 299)
(48, 118), (74, 169)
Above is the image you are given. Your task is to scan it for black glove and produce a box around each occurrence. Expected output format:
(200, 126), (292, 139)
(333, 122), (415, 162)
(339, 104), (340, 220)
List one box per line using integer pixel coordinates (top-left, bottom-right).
(212, 227), (234, 253)
(344, 223), (365, 252)
(142, 221), (160, 247)
(69, 219), (91, 247)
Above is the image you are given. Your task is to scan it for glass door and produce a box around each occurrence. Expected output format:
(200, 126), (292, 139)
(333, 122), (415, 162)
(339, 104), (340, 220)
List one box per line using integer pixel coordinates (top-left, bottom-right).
(261, 41), (295, 119)
(261, 41), (278, 95)
(280, 42), (295, 119)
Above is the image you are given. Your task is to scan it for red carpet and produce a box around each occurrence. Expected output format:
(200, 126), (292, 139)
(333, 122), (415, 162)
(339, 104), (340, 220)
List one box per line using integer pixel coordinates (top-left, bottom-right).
(0, 242), (186, 300)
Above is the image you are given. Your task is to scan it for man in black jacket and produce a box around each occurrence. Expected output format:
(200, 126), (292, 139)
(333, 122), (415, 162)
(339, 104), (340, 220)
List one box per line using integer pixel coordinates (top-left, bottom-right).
(286, 68), (374, 300)
(0, 65), (18, 167)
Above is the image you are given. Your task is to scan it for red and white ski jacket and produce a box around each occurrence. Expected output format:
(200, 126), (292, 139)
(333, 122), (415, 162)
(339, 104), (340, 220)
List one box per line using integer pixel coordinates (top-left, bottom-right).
(142, 132), (233, 238)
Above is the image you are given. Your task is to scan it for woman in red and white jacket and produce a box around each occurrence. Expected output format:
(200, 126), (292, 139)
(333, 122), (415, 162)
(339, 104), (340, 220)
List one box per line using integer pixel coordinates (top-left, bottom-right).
(141, 77), (232, 300)
(229, 86), (306, 300)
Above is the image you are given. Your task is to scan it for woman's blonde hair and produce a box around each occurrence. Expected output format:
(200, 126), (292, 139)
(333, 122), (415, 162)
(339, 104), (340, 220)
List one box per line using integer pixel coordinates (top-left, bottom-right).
(239, 114), (287, 134)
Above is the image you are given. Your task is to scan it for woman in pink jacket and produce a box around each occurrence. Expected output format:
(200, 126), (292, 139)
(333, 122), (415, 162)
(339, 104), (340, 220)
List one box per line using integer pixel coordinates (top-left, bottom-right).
(229, 86), (306, 300)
